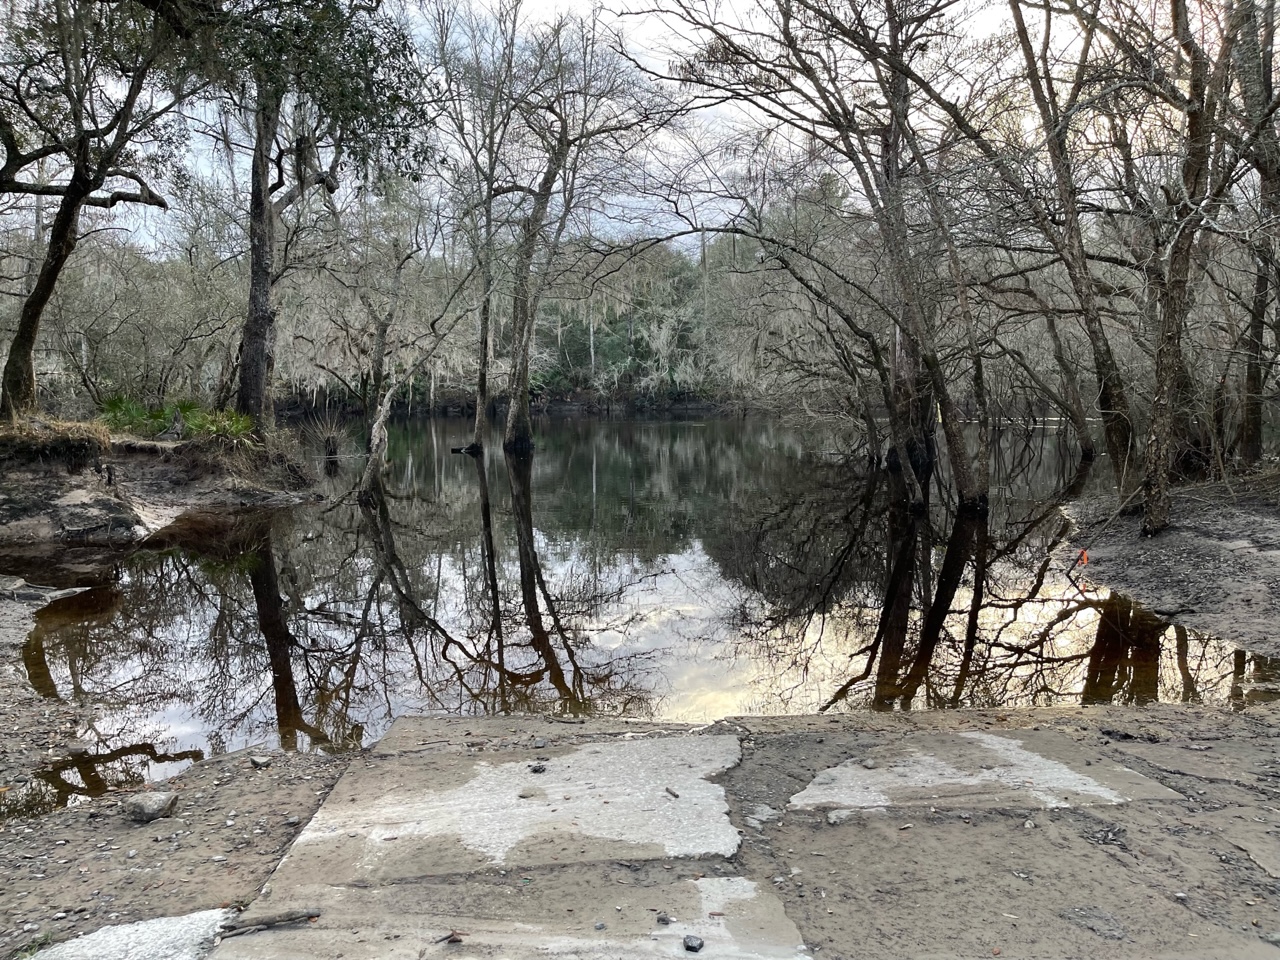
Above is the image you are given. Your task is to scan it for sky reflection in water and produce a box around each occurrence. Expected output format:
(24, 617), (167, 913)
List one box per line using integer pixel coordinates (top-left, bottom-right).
(12, 417), (1278, 811)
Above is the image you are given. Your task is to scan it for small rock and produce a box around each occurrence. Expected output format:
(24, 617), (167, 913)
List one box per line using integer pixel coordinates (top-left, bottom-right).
(533, 739), (547, 749)
(530, 763), (547, 774)
(124, 792), (177, 823)
(518, 787), (538, 799)
(684, 934), (704, 952)
(1175, 892), (1188, 901)
(862, 759), (877, 770)
(285, 816), (300, 826)
(595, 922), (606, 930)
(52, 913), (66, 920)
(211, 856), (228, 862)
(126, 850), (137, 859)
(657, 913), (672, 925)
(23, 923), (39, 933)
(1260, 931), (1280, 946)
(249, 756), (272, 769)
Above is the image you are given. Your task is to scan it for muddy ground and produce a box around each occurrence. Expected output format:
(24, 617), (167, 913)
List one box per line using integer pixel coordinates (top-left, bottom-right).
(0, 428), (339, 959)
(0, 594), (347, 959)
(727, 706), (1280, 959)
(1066, 483), (1280, 658)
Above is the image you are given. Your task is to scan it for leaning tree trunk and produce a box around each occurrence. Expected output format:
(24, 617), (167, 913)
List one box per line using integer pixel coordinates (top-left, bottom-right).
(502, 137), (568, 455)
(504, 278), (537, 454)
(1044, 311), (1097, 460)
(235, 85), (283, 434)
(1143, 269), (1193, 535)
(0, 184), (87, 421)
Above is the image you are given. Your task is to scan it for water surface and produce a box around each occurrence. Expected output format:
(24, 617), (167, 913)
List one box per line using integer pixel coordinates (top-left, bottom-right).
(10, 418), (1276, 813)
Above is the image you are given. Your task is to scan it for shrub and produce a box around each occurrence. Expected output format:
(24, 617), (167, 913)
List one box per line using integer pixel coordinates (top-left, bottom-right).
(99, 397), (254, 441)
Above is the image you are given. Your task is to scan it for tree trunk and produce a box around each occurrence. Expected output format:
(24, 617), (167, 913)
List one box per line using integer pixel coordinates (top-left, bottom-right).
(1044, 312), (1097, 460)
(1242, 253), (1267, 466)
(504, 279), (537, 453)
(235, 84), (283, 434)
(1236, 0), (1277, 467)
(1143, 0), (1219, 534)
(1141, 309), (1179, 534)
(0, 185), (87, 421)
(502, 135), (568, 454)
(472, 263), (493, 449)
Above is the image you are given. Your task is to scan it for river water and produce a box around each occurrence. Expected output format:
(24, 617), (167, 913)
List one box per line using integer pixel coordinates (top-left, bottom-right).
(16, 417), (1274, 795)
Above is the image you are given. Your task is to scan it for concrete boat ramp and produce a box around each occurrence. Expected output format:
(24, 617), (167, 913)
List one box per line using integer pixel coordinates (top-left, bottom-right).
(44, 707), (1280, 959)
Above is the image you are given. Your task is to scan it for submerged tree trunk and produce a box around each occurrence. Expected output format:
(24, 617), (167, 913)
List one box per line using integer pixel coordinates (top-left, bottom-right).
(1081, 594), (1167, 705)
(504, 276), (537, 453)
(21, 630), (61, 700)
(235, 84), (283, 434)
(503, 134), (568, 455)
(872, 506), (920, 710)
(472, 279), (492, 449)
(0, 183), (87, 421)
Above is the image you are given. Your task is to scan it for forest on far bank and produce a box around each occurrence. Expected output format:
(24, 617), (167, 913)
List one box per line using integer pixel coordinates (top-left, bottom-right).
(3, 0), (1280, 531)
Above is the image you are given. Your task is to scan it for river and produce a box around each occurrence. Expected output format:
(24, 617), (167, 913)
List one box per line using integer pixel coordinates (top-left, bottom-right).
(17, 417), (1270, 791)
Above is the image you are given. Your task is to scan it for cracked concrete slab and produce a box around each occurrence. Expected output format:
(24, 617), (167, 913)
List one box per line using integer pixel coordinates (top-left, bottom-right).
(205, 710), (1280, 960)
(790, 729), (1178, 811)
(37, 909), (231, 960)
(209, 720), (802, 960)
(295, 733), (742, 868)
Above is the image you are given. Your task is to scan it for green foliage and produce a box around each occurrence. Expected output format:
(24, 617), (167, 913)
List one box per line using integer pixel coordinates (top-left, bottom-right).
(100, 396), (166, 435)
(185, 408), (256, 440)
(99, 397), (254, 440)
(217, 0), (433, 176)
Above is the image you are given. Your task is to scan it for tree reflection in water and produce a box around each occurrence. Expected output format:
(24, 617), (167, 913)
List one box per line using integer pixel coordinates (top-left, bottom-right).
(713, 431), (1250, 713)
(15, 420), (1268, 808)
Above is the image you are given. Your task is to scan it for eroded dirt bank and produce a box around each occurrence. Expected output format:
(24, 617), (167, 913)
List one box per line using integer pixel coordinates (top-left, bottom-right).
(1066, 483), (1280, 659)
(0, 425), (318, 580)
